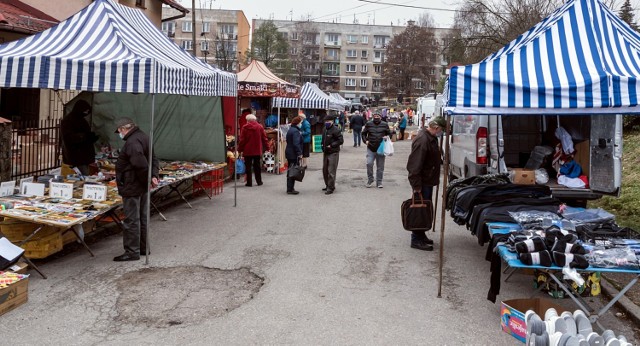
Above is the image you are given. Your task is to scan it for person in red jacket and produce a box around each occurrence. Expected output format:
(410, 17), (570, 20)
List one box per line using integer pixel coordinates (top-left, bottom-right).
(238, 114), (268, 187)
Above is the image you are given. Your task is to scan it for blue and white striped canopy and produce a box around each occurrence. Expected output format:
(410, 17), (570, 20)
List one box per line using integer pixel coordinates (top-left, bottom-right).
(445, 0), (640, 115)
(0, 0), (236, 96)
(328, 92), (350, 110)
(273, 82), (330, 109)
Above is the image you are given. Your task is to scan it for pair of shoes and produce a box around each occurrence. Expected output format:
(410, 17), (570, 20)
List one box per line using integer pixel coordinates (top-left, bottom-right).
(325, 190), (334, 195)
(424, 237), (434, 245)
(245, 184), (252, 187)
(353, 144), (357, 147)
(113, 253), (140, 261)
(410, 241), (434, 251)
(377, 184), (383, 188)
(257, 182), (263, 186)
(366, 182), (374, 188)
(287, 190), (299, 195)
(322, 187), (328, 191)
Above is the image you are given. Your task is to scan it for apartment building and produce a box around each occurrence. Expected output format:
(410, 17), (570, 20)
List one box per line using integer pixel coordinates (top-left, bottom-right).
(162, 7), (250, 72)
(254, 19), (455, 102)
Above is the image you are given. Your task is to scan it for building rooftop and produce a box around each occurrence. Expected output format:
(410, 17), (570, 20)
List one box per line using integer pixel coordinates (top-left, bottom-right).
(0, 0), (58, 34)
(161, 0), (188, 13)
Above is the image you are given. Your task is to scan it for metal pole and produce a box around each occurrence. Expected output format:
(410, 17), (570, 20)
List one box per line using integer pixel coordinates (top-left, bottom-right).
(234, 97), (239, 207)
(145, 94), (156, 265)
(437, 112), (451, 298)
(191, 0), (197, 58)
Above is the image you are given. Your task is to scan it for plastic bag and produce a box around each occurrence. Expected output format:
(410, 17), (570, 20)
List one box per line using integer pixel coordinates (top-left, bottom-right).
(535, 168), (549, 184)
(508, 211), (562, 229)
(235, 158), (246, 175)
(383, 138), (394, 156)
(377, 140), (385, 155)
(587, 246), (639, 270)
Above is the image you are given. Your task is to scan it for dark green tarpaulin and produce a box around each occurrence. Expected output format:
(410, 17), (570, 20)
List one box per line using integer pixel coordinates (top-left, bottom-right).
(87, 92), (225, 163)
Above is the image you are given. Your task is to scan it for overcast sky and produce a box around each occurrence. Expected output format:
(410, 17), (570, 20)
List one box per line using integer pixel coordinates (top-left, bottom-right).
(176, 0), (458, 28)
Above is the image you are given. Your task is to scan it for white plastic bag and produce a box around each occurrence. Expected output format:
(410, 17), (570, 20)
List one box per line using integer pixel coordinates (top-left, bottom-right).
(535, 168), (549, 184)
(383, 138), (394, 156)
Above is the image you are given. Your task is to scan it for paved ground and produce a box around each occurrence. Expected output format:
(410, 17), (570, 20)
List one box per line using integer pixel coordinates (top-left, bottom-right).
(4, 127), (639, 345)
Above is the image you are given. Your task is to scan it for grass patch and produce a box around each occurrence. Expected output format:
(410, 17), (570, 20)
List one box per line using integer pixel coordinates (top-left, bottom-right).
(588, 130), (640, 231)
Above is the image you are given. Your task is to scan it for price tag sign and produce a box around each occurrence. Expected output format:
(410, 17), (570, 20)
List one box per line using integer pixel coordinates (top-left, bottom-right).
(0, 181), (16, 197)
(49, 182), (74, 199)
(82, 184), (107, 201)
(23, 182), (45, 196)
(19, 177), (34, 194)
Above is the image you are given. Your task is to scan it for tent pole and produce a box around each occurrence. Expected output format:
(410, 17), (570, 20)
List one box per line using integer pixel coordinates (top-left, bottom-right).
(234, 97), (239, 207)
(277, 105), (281, 175)
(437, 112), (451, 298)
(145, 94), (156, 265)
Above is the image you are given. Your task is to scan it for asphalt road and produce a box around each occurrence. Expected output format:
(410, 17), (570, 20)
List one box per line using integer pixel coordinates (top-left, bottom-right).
(4, 127), (638, 345)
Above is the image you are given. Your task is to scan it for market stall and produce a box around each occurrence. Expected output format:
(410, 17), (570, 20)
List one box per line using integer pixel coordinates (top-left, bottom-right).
(0, 0), (237, 266)
(436, 0), (640, 335)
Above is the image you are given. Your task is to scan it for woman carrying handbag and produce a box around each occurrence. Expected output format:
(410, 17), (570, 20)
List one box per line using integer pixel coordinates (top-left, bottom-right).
(285, 116), (304, 195)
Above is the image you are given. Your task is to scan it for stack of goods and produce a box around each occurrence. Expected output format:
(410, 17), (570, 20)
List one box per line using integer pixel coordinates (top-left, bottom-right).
(0, 271), (29, 316)
(525, 307), (631, 346)
(157, 161), (223, 188)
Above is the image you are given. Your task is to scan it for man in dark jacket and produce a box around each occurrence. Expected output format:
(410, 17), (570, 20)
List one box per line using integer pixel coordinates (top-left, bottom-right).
(406, 116), (446, 251)
(61, 100), (99, 175)
(114, 118), (159, 261)
(349, 111), (365, 147)
(362, 113), (391, 188)
(285, 116), (304, 195)
(321, 115), (344, 194)
(238, 114), (268, 187)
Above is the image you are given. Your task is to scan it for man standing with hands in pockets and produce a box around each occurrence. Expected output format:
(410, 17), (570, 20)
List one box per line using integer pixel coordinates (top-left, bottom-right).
(321, 115), (344, 195)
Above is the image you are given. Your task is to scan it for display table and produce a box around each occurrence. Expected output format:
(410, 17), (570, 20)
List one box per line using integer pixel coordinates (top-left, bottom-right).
(488, 222), (640, 329)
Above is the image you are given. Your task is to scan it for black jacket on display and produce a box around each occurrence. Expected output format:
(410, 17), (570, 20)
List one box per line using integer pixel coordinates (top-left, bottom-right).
(115, 127), (159, 197)
(361, 120), (391, 152)
(321, 124), (343, 154)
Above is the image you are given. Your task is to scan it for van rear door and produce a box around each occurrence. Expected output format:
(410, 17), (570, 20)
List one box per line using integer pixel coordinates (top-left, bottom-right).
(589, 114), (622, 196)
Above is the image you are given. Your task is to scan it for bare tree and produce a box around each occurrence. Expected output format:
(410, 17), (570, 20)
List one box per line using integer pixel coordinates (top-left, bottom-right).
(381, 21), (438, 100)
(286, 20), (322, 86)
(214, 32), (237, 72)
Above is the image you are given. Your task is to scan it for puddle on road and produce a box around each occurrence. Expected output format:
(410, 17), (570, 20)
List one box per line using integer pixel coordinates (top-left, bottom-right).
(114, 266), (263, 328)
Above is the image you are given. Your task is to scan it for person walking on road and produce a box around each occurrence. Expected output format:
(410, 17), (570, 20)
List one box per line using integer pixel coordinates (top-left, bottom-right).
(299, 113), (311, 166)
(349, 110), (365, 147)
(285, 116), (304, 195)
(238, 114), (268, 187)
(321, 115), (344, 195)
(406, 116), (447, 251)
(362, 113), (391, 188)
(113, 117), (159, 261)
(397, 112), (408, 140)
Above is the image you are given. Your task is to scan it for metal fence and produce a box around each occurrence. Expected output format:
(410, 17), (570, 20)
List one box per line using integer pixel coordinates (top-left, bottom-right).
(11, 119), (62, 180)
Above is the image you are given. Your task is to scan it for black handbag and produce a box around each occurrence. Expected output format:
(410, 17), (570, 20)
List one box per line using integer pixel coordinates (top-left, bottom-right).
(287, 163), (306, 182)
(401, 193), (433, 231)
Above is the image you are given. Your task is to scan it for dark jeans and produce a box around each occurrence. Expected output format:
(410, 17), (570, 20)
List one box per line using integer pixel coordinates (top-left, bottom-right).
(122, 193), (148, 254)
(412, 186), (434, 242)
(399, 127), (406, 140)
(353, 129), (362, 146)
(323, 152), (339, 191)
(287, 159), (298, 192)
(244, 155), (262, 186)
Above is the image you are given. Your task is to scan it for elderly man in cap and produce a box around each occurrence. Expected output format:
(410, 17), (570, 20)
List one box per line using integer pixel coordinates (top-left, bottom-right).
(362, 113), (391, 188)
(321, 114), (344, 194)
(113, 117), (159, 261)
(406, 116), (447, 251)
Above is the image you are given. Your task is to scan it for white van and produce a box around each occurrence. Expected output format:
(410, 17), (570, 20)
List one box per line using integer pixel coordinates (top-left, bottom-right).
(448, 114), (622, 201)
(415, 95), (443, 127)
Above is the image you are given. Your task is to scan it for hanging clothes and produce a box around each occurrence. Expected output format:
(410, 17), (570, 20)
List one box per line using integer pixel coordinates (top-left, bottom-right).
(555, 127), (575, 155)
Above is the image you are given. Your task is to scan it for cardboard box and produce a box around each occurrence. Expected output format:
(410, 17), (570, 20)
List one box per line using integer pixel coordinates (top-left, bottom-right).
(511, 168), (536, 185)
(7, 261), (28, 274)
(501, 298), (567, 343)
(0, 277), (29, 316)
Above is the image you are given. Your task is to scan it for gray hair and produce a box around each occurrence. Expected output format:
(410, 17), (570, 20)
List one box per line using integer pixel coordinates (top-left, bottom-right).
(246, 114), (257, 122)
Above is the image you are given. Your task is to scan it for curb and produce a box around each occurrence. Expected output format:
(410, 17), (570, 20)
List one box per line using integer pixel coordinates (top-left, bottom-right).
(600, 277), (640, 327)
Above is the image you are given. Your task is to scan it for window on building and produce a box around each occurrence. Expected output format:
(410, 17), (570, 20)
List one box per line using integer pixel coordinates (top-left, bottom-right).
(373, 79), (381, 87)
(374, 36), (385, 46)
(281, 32), (288, 40)
(361, 35), (369, 44)
(327, 64), (338, 74)
(183, 40), (193, 51)
(291, 47), (298, 55)
(327, 49), (339, 59)
(361, 50), (368, 58)
(202, 22), (210, 33)
(135, 0), (145, 8)
(347, 34), (358, 43)
(374, 65), (382, 73)
(429, 68), (435, 75)
(291, 32), (298, 40)
(182, 21), (192, 33)
(201, 41), (209, 52)
(162, 22), (175, 36)
(360, 79), (367, 87)
(346, 49), (357, 58)
(361, 65), (368, 73)
(326, 33), (339, 44)
(345, 78), (356, 86)
(415, 81), (423, 89)
(346, 64), (356, 72)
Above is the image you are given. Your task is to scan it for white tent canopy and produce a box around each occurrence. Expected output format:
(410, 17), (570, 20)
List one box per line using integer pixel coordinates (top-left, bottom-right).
(0, 0), (237, 96)
(273, 82), (337, 110)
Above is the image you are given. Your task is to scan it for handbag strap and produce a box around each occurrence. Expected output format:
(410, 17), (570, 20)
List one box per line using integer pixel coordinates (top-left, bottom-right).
(412, 192), (425, 205)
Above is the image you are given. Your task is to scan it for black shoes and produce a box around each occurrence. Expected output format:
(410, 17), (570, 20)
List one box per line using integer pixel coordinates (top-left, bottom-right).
(424, 237), (434, 245)
(322, 187), (328, 191)
(325, 190), (334, 195)
(287, 190), (299, 195)
(113, 253), (140, 261)
(411, 241), (434, 251)
(257, 182), (263, 186)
